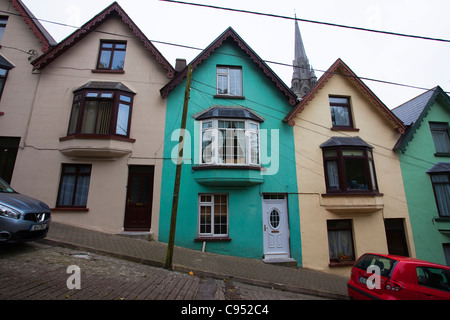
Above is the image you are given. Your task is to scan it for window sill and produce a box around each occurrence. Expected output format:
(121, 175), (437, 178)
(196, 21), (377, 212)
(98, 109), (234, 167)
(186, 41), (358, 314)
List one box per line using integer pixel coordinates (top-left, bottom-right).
(330, 127), (359, 132)
(214, 94), (245, 100)
(59, 135), (135, 143)
(195, 237), (231, 242)
(329, 260), (355, 267)
(51, 207), (89, 212)
(192, 165), (264, 187)
(322, 192), (383, 197)
(434, 152), (450, 157)
(91, 69), (125, 74)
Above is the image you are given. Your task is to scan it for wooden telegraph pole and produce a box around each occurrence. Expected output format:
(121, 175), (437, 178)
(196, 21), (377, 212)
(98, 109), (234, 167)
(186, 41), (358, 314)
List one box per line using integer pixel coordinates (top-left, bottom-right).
(165, 65), (193, 269)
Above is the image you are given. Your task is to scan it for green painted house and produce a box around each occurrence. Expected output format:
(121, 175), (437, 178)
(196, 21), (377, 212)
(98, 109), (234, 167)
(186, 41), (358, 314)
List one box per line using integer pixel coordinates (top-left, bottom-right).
(158, 27), (302, 265)
(393, 86), (450, 266)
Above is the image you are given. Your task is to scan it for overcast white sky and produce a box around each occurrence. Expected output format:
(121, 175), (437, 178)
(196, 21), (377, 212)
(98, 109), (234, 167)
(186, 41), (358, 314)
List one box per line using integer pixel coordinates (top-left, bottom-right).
(21, 0), (450, 109)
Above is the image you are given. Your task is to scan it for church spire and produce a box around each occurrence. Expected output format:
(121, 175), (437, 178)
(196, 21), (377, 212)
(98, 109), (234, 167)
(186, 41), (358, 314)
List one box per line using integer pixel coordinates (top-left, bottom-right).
(291, 16), (316, 99)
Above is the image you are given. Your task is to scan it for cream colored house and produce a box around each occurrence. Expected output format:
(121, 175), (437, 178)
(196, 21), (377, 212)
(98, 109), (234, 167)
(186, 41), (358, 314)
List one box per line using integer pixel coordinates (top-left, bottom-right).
(10, 2), (175, 236)
(285, 59), (415, 276)
(0, 0), (56, 184)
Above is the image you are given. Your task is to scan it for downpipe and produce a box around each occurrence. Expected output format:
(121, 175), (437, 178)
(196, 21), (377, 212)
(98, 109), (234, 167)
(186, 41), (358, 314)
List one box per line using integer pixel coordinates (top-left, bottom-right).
(0, 231), (11, 241)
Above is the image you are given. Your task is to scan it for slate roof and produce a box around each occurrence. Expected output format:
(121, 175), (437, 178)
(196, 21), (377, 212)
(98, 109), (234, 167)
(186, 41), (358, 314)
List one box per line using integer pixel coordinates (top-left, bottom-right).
(194, 106), (264, 122)
(393, 86), (450, 152)
(320, 136), (373, 149)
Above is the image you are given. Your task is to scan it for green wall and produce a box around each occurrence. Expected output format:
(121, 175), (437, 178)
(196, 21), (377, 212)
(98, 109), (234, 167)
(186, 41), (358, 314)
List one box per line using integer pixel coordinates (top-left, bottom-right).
(399, 97), (450, 265)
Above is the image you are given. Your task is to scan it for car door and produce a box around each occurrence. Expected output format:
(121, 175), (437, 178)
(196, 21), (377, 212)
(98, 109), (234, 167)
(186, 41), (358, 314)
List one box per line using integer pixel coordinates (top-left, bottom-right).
(415, 266), (450, 300)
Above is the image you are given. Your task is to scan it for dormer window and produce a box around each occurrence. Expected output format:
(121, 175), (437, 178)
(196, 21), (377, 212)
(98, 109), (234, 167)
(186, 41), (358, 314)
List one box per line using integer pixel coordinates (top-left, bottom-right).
(195, 106), (262, 166)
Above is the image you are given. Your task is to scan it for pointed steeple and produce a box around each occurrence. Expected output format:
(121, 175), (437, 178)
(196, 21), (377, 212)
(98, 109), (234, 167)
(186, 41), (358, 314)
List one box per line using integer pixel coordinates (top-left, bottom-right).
(291, 16), (316, 99)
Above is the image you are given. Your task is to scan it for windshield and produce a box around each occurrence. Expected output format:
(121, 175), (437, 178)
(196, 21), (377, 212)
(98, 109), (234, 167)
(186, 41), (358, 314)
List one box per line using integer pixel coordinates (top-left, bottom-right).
(0, 179), (16, 193)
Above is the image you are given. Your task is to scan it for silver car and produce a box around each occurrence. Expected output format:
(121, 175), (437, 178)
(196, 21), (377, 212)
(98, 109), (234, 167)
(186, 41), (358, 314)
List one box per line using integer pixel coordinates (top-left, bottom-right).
(0, 178), (51, 242)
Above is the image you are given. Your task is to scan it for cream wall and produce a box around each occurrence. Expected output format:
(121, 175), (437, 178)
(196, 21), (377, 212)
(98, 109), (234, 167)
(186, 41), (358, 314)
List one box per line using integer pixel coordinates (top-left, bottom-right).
(293, 72), (414, 276)
(0, 0), (45, 138)
(11, 17), (169, 235)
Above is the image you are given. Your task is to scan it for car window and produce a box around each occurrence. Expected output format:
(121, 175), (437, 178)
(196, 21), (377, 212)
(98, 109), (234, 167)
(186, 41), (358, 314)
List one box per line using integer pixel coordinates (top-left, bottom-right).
(355, 254), (397, 277)
(417, 267), (450, 292)
(0, 179), (15, 193)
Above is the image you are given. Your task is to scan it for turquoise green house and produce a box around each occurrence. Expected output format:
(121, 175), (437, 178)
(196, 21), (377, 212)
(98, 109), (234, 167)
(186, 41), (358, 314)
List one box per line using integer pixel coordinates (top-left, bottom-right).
(158, 27), (302, 265)
(393, 86), (450, 266)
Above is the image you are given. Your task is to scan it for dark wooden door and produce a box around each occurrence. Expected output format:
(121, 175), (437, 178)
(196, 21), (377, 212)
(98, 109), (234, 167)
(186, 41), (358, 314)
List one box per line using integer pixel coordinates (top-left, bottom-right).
(124, 166), (154, 231)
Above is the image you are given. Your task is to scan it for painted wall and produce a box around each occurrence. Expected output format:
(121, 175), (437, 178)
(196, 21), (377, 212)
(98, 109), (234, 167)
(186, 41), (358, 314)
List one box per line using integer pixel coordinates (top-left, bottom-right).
(159, 41), (301, 263)
(398, 97), (450, 265)
(292, 71), (414, 276)
(11, 17), (168, 235)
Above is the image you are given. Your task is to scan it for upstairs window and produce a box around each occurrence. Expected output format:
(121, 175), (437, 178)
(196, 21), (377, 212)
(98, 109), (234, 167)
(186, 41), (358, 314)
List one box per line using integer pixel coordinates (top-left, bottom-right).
(321, 137), (378, 194)
(67, 83), (134, 138)
(201, 119), (260, 166)
(329, 96), (354, 129)
(430, 122), (450, 155)
(430, 173), (450, 217)
(217, 66), (243, 97)
(96, 41), (127, 71)
(0, 16), (8, 44)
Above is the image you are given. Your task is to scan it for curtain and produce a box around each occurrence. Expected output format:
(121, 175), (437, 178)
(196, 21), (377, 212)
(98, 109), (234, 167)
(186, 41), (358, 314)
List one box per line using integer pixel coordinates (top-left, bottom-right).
(432, 175), (450, 217)
(328, 229), (353, 260)
(235, 129), (246, 164)
(326, 160), (339, 190)
(57, 175), (75, 206)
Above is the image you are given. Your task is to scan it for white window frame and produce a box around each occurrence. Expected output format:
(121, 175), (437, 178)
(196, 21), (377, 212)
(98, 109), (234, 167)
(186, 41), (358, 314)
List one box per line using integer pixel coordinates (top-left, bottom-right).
(198, 194), (229, 238)
(217, 66), (243, 96)
(200, 119), (260, 166)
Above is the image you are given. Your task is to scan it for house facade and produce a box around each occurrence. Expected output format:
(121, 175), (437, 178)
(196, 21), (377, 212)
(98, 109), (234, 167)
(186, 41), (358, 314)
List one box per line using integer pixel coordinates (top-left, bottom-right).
(285, 58), (415, 276)
(159, 28), (302, 265)
(9, 2), (174, 235)
(393, 86), (450, 266)
(0, 0), (56, 184)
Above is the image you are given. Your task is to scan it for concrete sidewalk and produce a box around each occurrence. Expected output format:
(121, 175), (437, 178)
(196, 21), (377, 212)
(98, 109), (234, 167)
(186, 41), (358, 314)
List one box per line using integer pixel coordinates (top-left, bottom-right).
(43, 222), (349, 300)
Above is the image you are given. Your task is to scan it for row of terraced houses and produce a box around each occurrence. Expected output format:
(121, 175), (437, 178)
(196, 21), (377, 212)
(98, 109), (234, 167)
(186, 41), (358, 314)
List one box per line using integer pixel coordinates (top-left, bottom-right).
(1, 0), (450, 276)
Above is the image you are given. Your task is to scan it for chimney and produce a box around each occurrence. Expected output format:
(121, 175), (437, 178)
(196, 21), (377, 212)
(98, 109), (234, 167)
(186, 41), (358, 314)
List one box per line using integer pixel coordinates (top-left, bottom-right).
(175, 59), (187, 72)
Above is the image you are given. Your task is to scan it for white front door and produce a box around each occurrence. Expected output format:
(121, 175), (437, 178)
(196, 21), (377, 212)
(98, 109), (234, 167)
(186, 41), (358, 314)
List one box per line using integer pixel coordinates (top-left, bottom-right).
(262, 195), (290, 261)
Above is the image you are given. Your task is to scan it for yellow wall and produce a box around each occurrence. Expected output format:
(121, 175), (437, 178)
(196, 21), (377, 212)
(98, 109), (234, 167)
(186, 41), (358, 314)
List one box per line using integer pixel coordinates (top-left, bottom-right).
(292, 71), (414, 276)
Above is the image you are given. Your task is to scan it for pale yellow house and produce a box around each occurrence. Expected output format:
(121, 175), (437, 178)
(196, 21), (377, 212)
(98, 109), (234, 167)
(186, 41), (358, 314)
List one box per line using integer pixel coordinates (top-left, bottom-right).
(285, 59), (415, 276)
(0, 0), (56, 184)
(9, 2), (175, 236)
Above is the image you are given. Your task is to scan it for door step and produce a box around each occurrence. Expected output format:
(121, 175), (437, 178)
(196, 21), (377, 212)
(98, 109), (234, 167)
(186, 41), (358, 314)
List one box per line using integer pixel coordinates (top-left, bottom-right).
(117, 231), (153, 241)
(262, 257), (297, 267)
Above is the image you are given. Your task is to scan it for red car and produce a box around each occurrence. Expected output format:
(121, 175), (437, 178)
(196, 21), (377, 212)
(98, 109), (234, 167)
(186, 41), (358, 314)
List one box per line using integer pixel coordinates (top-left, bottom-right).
(348, 253), (450, 300)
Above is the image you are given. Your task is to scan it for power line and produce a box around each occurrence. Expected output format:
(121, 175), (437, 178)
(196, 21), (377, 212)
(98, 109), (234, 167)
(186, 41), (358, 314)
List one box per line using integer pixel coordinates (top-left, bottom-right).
(160, 0), (450, 43)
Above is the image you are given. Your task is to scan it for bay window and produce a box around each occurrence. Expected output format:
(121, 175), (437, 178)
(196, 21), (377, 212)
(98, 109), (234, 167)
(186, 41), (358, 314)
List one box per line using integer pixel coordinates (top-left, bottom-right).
(67, 83), (134, 138)
(321, 137), (378, 194)
(200, 119), (260, 166)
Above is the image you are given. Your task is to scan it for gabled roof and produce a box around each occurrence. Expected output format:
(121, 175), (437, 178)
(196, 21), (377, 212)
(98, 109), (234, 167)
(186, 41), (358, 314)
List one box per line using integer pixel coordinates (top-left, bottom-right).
(393, 86), (450, 152)
(284, 58), (406, 134)
(10, 0), (57, 52)
(160, 27), (298, 106)
(31, 2), (175, 78)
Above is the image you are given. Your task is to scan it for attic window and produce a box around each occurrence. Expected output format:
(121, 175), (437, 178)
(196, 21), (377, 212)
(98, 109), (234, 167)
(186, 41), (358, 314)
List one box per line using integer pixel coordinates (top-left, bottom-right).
(216, 66), (243, 97)
(329, 96), (355, 130)
(96, 41), (127, 71)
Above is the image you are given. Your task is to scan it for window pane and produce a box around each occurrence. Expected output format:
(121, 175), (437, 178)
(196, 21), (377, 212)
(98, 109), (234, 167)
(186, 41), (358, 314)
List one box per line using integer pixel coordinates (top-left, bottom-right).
(111, 51), (126, 70)
(98, 51), (112, 69)
(116, 103), (130, 135)
(74, 175), (90, 206)
(345, 158), (367, 190)
(229, 68), (242, 96)
(202, 130), (212, 163)
(431, 174), (450, 217)
(430, 123), (450, 153)
(217, 75), (228, 94)
(96, 100), (113, 134)
(81, 101), (98, 134)
(329, 97), (349, 104)
(68, 101), (81, 135)
(250, 131), (259, 164)
(57, 175), (75, 206)
(331, 105), (350, 126)
(326, 160), (339, 190)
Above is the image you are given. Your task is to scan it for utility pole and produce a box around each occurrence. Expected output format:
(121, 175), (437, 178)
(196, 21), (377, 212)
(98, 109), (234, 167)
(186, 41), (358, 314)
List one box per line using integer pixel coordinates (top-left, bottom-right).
(165, 64), (193, 269)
